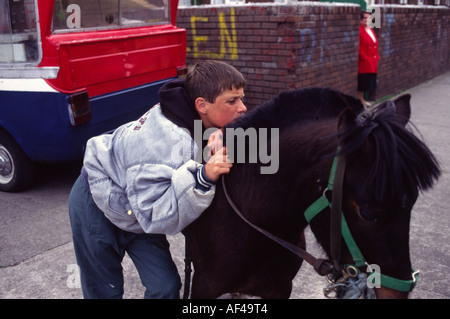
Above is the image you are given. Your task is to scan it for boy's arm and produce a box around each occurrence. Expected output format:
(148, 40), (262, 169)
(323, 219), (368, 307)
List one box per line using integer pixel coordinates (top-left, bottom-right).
(126, 160), (215, 235)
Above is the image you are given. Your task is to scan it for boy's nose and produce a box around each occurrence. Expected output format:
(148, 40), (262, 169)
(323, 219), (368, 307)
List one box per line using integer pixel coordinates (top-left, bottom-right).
(237, 100), (247, 113)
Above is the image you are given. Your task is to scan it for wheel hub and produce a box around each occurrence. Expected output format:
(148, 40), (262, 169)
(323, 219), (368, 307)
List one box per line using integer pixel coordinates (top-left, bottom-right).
(0, 146), (13, 180)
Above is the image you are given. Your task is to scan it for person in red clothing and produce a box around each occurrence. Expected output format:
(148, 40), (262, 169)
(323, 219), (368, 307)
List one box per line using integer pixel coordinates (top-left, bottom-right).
(357, 10), (380, 107)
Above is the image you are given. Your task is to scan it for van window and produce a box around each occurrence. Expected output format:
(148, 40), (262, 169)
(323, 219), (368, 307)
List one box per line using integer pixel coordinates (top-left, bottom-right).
(52, 0), (170, 32)
(0, 0), (39, 64)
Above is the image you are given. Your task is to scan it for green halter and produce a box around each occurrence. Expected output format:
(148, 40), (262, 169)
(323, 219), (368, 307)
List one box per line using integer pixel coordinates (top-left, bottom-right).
(303, 152), (419, 292)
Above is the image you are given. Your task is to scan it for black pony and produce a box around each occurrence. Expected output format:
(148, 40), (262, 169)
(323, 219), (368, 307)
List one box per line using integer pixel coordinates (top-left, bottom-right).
(185, 88), (440, 299)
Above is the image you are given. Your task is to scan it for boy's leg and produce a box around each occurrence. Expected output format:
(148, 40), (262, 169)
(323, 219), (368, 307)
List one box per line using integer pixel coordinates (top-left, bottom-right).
(68, 176), (126, 299)
(126, 233), (181, 299)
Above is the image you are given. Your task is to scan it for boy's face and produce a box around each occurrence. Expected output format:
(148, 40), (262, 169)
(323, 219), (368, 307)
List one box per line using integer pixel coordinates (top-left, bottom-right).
(197, 86), (247, 129)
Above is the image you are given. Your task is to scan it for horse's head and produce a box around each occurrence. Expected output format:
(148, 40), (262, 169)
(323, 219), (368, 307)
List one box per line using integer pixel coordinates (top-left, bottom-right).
(315, 94), (441, 298)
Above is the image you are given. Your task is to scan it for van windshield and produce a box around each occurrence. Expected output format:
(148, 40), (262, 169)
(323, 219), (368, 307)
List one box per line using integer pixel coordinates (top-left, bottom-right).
(52, 0), (170, 32)
(0, 0), (39, 64)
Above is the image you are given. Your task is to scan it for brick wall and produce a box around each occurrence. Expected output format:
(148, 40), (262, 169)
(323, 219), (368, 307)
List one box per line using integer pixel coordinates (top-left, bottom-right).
(177, 3), (450, 109)
(374, 5), (450, 99)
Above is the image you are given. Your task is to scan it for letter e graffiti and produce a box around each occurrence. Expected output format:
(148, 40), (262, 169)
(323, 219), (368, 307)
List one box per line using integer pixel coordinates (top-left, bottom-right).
(66, 264), (81, 289)
(66, 4), (81, 29)
(366, 264), (381, 288)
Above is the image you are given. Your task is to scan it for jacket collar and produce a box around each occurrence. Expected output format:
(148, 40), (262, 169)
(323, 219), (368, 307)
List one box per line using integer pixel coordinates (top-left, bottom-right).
(158, 78), (202, 139)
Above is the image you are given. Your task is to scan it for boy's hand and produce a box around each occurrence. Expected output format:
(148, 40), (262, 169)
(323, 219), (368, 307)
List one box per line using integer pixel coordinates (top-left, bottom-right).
(206, 129), (223, 156)
(204, 147), (233, 182)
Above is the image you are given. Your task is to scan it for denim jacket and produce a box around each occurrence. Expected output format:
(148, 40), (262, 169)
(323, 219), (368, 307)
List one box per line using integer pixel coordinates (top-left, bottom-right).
(83, 104), (215, 234)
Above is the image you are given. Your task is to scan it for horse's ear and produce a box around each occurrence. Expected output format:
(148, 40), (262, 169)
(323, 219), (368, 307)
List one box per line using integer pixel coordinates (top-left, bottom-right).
(338, 107), (357, 132)
(393, 94), (411, 127)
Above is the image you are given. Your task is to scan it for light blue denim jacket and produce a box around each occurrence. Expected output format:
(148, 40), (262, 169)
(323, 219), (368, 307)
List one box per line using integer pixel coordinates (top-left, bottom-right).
(83, 104), (215, 234)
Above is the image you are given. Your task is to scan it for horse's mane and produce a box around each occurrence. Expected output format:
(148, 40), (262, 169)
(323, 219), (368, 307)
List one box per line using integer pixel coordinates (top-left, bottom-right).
(338, 102), (441, 203)
(225, 87), (364, 132)
(223, 87), (440, 205)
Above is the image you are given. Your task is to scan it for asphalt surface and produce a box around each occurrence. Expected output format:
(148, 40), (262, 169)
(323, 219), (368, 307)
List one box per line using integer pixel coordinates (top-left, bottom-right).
(0, 72), (449, 299)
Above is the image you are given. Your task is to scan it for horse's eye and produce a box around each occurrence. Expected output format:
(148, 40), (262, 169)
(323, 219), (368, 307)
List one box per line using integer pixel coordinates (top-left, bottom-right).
(360, 203), (383, 223)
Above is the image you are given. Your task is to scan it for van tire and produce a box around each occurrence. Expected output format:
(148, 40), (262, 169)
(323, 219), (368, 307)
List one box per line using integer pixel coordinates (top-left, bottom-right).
(0, 130), (36, 192)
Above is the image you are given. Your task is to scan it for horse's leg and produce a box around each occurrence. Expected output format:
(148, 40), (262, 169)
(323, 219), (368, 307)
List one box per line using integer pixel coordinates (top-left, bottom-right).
(190, 259), (299, 299)
(260, 282), (293, 299)
(252, 232), (305, 299)
(190, 273), (223, 299)
(190, 274), (210, 299)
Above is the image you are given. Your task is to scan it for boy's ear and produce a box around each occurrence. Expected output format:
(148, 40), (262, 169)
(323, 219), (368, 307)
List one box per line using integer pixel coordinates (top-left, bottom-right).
(195, 97), (208, 115)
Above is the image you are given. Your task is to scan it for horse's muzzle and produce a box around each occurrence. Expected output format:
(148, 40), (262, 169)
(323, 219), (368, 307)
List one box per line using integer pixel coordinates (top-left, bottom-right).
(375, 287), (409, 299)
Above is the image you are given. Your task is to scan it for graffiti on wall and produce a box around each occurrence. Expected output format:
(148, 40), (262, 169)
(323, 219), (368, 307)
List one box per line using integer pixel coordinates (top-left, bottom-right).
(185, 7), (362, 66)
(188, 8), (238, 60)
(297, 28), (321, 65)
(383, 13), (396, 58)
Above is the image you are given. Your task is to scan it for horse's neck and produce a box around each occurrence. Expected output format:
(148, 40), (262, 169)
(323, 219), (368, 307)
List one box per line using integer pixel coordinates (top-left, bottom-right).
(229, 88), (352, 131)
(225, 119), (338, 231)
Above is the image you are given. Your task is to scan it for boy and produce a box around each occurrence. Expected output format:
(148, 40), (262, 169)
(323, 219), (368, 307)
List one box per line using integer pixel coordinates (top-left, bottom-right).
(68, 60), (247, 298)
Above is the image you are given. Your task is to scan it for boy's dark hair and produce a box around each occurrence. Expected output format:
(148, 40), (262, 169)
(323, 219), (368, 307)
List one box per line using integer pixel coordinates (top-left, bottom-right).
(185, 60), (245, 103)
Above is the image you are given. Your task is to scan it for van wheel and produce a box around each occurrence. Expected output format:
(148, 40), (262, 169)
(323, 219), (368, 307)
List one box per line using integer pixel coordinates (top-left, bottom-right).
(0, 131), (36, 192)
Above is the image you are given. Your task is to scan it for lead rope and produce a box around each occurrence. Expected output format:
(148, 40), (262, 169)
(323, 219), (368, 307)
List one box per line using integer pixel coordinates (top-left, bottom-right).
(221, 176), (334, 277)
(183, 230), (192, 299)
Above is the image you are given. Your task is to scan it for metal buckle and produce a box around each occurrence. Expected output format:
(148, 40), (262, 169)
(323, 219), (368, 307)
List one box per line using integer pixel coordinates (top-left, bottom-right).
(345, 265), (359, 278)
(323, 187), (331, 200)
(323, 283), (345, 298)
(412, 270), (420, 283)
(326, 264), (359, 285)
(323, 265), (362, 298)
(314, 259), (334, 277)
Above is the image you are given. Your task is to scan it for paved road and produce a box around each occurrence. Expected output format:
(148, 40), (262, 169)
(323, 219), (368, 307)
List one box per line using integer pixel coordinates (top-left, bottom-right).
(0, 72), (449, 299)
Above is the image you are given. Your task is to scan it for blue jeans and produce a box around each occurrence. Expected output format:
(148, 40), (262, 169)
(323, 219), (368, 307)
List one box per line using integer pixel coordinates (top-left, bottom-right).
(68, 175), (181, 299)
